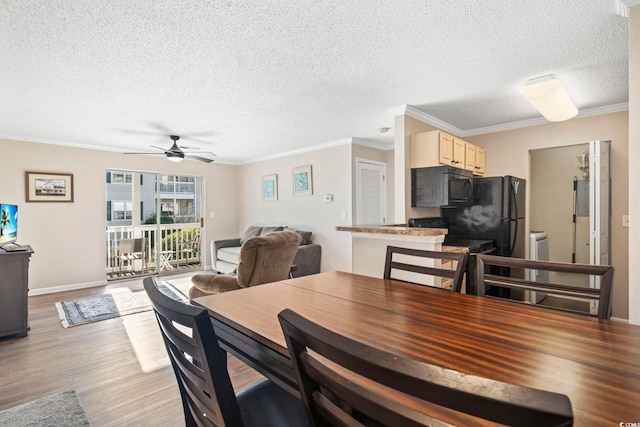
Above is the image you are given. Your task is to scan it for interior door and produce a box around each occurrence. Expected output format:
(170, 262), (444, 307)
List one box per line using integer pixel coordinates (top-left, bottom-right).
(589, 140), (611, 312)
(356, 158), (386, 224)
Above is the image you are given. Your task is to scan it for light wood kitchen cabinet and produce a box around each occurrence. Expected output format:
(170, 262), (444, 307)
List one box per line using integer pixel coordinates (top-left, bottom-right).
(411, 130), (464, 168)
(474, 147), (486, 175)
(450, 137), (465, 168)
(465, 143), (477, 171)
(411, 130), (485, 174)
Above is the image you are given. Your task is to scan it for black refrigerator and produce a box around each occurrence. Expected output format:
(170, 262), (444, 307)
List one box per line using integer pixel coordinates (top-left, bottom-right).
(441, 176), (526, 297)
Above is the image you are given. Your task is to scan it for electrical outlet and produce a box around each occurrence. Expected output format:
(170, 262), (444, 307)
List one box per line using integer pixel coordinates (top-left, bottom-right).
(341, 211), (347, 220)
(210, 211), (215, 218)
(622, 214), (629, 228)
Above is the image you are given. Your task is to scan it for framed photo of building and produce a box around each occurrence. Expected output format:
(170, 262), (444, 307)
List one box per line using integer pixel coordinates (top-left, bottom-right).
(262, 174), (278, 201)
(292, 165), (312, 197)
(25, 171), (74, 202)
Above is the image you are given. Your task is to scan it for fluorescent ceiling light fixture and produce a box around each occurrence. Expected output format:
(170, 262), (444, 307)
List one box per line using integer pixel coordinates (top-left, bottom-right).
(519, 76), (578, 122)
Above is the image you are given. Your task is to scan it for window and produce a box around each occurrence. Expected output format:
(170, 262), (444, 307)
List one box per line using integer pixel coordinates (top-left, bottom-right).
(112, 201), (133, 220)
(108, 172), (133, 184)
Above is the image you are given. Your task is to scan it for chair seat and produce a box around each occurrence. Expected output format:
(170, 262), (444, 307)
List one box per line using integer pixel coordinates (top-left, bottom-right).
(236, 378), (309, 427)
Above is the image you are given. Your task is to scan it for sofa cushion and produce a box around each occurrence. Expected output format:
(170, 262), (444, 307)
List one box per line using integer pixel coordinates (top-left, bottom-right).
(259, 226), (284, 236)
(239, 226), (263, 245)
(217, 246), (242, 264)
(283, 226), (313, 245)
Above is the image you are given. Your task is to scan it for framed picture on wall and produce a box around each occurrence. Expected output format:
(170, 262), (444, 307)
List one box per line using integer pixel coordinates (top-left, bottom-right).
(292, 165), (313, 197)
(25, 171), (74, 202)
(262, 174), (278, 201)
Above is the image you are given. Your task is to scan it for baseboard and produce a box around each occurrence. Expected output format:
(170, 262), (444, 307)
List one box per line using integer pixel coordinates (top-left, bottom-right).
(28, 280), (108, 296)
(610, 316), (628, 323)
(27, 267), (210, 297)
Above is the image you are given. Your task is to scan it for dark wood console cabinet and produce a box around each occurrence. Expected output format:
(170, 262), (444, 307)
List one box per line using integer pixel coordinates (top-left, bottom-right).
(0, 246), (34, 338)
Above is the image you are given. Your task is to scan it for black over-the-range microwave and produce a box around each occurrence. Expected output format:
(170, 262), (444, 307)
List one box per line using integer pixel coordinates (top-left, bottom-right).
(411, 166), (473, 208)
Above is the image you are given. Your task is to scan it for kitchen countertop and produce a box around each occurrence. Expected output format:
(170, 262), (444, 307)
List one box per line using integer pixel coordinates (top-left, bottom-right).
(336, 224), (447, 237)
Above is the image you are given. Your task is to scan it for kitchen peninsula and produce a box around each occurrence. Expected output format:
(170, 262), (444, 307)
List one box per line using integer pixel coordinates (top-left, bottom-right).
(337, 224), (449, 279)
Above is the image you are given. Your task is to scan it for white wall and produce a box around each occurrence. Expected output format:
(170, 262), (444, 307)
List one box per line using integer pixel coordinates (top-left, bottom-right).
(238, 144), (353, 273)
(629, 5), (639, 325)
(0, 138), (239, 292)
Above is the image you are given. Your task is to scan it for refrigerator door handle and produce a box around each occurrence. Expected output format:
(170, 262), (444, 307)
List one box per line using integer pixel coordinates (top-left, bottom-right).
(510, 218), (518, 255)
(509, 181), (520, 256)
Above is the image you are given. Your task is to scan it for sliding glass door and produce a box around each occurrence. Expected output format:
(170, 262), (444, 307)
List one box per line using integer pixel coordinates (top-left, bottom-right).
(105, 170), (203, 279)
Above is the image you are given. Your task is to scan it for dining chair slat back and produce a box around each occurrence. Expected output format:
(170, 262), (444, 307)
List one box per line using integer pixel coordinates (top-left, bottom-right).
(384, 246), (468, 292)
(476, 254), (614, 319)
(144, 277), (309, 427)
(145, 277), (243, 427)
(278, 308), (574, 427)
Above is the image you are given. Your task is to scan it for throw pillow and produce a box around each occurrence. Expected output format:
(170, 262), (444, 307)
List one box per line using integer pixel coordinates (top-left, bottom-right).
(239, 226), (263, 245)
(260, 226), (284, 236)
(284, 226), (312, 245)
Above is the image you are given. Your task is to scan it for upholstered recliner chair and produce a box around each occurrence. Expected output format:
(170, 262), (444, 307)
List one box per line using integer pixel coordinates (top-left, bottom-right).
(189, 231), (301, 299)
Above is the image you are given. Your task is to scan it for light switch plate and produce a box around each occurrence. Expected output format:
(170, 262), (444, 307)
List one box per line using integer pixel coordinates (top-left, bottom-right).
(622, 214), (629, 227)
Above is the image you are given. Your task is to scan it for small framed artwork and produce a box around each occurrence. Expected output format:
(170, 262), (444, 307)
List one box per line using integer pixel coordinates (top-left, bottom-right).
(262, 174), (278, 201)
(25, 171), (74, 203)
(292, 165), (313, 197)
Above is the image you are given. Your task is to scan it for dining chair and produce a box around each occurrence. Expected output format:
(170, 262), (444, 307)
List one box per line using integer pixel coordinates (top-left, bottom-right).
(278, 308), (573, 427)
(476, 254), (614, 319)
(383, 245), (469, 292)
(144, 277), (309, 427)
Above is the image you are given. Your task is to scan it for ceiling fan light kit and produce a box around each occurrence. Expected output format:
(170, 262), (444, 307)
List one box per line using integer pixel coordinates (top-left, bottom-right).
(519, 76), (578, 122)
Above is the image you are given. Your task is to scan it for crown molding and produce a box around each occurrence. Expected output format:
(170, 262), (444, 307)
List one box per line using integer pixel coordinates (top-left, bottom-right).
(404, 102), (629, 138)
(240, 137), (353, 165)
(352, 137), (394, 151)
(621, 0), (640, 7)
(404, 105), (465, 135)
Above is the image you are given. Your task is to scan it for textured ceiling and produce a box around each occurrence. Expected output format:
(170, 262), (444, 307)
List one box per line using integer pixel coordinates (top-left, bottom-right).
(0, 1), (630, 164)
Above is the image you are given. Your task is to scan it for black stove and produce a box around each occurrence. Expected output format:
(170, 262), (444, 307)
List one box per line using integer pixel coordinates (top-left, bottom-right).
(408, 217), (495, 252)
(408, 217), (497, 295)
(442, 238), (495, 253)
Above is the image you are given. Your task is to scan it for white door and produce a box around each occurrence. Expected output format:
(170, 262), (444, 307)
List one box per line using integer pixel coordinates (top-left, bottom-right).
(356, 158), (386, 224)
(589, 140), (611, 312)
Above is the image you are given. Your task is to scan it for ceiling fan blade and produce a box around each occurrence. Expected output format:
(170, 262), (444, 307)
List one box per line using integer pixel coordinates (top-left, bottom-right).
(185, 155), (215, 163)
(183, 151), (217, 156)
(146, 121), (172, 133)
(123, 152), (166, 156)
(180, 136), (216, 145)
(149, 144), (169, 151)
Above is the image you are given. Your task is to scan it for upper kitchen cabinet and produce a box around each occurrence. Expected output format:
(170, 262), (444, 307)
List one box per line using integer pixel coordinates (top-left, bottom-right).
(474, 147), (486, 175)
(411, 130), (485, 175)
(464, 144), (486, 175)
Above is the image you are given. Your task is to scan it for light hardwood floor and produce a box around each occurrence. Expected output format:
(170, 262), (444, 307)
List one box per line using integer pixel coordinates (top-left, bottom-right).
(0, 272), (261, 426)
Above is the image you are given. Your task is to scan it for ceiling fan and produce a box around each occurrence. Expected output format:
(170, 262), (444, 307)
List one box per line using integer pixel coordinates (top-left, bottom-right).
(124, 135), (217, 163)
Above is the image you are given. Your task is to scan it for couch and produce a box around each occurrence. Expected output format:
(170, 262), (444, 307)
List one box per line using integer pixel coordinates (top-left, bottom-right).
(212, 226), (321, 278)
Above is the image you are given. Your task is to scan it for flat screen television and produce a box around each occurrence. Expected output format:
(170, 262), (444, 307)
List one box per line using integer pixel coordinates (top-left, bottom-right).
(0, 203), (19, 249)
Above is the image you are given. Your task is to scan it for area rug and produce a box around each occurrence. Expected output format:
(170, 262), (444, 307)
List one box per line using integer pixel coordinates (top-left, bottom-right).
(0, 390), (90, 426)
(55, 280), (192, 328)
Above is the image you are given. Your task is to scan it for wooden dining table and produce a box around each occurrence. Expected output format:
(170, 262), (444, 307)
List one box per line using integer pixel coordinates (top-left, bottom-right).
(193, 271), (640, 426)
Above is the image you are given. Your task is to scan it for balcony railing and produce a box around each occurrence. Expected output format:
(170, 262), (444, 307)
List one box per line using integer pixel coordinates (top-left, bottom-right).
(106, 224), (201, 276)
